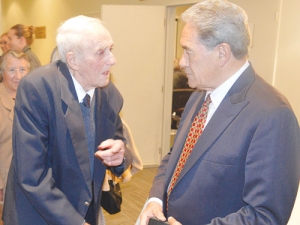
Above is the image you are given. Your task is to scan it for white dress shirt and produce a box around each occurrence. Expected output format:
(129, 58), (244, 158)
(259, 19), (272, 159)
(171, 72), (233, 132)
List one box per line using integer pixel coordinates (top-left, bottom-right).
(70, 74), (95, 103)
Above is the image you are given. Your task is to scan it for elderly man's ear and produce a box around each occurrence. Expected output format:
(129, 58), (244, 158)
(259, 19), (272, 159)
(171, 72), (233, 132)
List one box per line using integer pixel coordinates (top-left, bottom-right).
(66, 52), (79, 71)
(218, 43), (231, 67)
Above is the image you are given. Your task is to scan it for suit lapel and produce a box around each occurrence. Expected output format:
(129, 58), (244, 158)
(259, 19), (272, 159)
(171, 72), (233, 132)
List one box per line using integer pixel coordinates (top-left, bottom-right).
(165, 91), (206, 184)
(57, 62), (93, 190)
(170, 64), (256, 187)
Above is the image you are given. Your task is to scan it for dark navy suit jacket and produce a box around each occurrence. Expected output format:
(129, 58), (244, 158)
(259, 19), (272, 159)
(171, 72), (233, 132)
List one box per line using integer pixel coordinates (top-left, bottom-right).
(150, 64), (300, 225)
(3, 61), (128, 224)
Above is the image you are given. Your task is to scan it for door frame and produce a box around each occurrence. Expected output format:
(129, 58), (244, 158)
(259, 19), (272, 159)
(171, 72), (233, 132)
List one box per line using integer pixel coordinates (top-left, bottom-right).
(161, 2), (197, 158)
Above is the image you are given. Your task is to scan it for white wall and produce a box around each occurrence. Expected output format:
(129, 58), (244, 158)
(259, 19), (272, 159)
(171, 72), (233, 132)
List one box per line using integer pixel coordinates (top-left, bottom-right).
(274, 0), (300, 121)
(102, 5), (166, 166)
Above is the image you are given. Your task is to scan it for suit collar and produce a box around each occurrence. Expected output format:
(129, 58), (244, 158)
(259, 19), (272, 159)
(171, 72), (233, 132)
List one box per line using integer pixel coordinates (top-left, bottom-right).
(168, 64), (256, 187)
(56, 61), (93, 189)
(58, 61), (78, 101)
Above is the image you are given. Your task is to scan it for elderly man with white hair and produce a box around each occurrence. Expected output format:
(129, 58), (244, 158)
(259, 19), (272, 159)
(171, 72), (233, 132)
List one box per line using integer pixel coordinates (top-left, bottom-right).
(3, 15), (132, 225)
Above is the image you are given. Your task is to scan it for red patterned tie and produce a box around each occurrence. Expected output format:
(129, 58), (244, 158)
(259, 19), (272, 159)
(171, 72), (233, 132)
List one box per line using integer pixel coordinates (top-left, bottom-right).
(167, 94), (211, 206)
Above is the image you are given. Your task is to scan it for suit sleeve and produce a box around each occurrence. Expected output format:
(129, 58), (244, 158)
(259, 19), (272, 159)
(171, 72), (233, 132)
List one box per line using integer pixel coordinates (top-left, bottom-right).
(110, 116), (133, 177)
(13, 78), (84, 225)
(149, 152), (171, 201)
(209, 106), (300, 225)
(104, 83), (133, 177)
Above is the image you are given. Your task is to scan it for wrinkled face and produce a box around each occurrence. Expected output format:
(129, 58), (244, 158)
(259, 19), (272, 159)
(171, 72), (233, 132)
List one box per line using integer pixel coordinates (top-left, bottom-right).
(74, 27), (116, 91)
(179, 23), (219, 91)
(7, 29), (23, 52)
(0, 35), (10, 52)
(2, 55), (30, 94)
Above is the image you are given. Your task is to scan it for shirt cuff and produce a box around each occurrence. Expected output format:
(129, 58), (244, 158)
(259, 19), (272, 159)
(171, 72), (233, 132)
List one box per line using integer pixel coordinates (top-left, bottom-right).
(147, 197), (163, 207)
(111, 158), (125, 177)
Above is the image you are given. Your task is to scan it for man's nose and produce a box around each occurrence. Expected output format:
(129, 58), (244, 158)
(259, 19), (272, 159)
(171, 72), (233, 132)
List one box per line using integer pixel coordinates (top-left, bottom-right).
(179, 54), (187, 68)
(109, 52), (116, 65)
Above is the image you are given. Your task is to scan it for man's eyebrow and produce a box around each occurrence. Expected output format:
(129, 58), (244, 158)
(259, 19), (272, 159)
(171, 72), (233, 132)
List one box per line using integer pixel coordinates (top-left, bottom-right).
(181, 44), (187, 49)
(181, 45), (190, 51)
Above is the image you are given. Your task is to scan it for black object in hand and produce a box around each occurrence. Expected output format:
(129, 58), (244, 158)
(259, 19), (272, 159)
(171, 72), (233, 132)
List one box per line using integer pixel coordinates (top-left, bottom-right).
(149, 217), (169, 225)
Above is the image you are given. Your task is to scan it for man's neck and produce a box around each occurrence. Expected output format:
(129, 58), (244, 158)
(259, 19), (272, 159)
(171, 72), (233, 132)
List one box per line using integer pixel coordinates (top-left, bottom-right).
(219, 57), (247, 84)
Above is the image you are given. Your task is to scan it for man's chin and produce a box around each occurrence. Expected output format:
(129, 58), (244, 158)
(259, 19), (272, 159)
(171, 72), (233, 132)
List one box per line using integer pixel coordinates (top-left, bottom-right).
(98, 79), (110, 88)
(187, 82), (196, 89)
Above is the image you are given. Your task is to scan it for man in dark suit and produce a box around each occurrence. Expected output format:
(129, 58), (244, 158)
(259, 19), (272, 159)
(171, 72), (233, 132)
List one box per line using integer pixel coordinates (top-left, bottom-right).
(3, 15), (132, 225)
(139, 1), (299, 225)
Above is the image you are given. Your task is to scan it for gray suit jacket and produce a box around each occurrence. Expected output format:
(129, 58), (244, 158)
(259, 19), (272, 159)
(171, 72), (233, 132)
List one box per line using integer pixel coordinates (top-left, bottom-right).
(3, 61), (129, 225)
(150, 64), (300, 225)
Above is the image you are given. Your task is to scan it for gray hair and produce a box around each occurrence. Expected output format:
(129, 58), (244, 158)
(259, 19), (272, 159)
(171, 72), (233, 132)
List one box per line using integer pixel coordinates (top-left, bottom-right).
(182, 0), (251, 59)
(56, 15), (108, 62)
(0, 51), (30, 81)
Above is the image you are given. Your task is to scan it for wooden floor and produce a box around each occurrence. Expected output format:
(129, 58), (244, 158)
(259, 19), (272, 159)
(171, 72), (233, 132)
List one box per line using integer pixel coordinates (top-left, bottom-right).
(103, 167), (158, 225)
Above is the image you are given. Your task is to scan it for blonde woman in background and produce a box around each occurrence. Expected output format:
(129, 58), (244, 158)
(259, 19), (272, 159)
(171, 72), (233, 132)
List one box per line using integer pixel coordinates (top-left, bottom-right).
(8, 24), (41, 69)
(0, 51), (30, 225)
(0, 33), (10, 55)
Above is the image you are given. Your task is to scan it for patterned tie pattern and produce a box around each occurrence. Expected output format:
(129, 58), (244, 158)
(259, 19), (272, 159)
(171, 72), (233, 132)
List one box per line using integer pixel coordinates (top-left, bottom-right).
(167, 94), (211, 204)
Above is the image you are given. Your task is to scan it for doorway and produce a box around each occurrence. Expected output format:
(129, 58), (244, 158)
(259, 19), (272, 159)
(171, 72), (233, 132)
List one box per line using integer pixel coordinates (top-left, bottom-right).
(101, 3), (196, 163)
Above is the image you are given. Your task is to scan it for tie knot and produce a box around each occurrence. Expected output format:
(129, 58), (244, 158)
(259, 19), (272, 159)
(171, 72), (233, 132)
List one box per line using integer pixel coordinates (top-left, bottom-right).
(204, 94), (212, 106)
(82, 94), (91, 108)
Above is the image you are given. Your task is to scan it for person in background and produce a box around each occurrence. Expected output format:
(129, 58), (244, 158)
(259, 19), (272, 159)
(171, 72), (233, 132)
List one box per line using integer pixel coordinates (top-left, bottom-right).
(0, 51), (30, 225)
(138, 0), (299, 224)
(3, 15), (132, 225)
(7, 24), (41, 69)
(0, 33), (10, 55)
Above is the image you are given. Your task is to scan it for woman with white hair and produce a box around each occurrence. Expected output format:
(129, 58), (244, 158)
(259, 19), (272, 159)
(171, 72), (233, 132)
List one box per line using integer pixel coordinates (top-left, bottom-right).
(0, 51), (30, 225)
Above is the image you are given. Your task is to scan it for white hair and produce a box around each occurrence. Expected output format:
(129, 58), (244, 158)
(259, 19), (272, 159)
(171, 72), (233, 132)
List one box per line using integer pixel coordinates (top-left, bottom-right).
(56, 15), (109, 62)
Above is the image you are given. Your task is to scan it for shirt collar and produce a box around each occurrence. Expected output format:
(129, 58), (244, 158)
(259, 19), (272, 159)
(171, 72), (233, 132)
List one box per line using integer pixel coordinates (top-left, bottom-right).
(70, 73), (95, 103)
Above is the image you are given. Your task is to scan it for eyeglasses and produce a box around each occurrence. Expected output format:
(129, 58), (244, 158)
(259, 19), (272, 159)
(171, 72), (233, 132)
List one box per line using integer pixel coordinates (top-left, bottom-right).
(5, 67), (29, 76)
